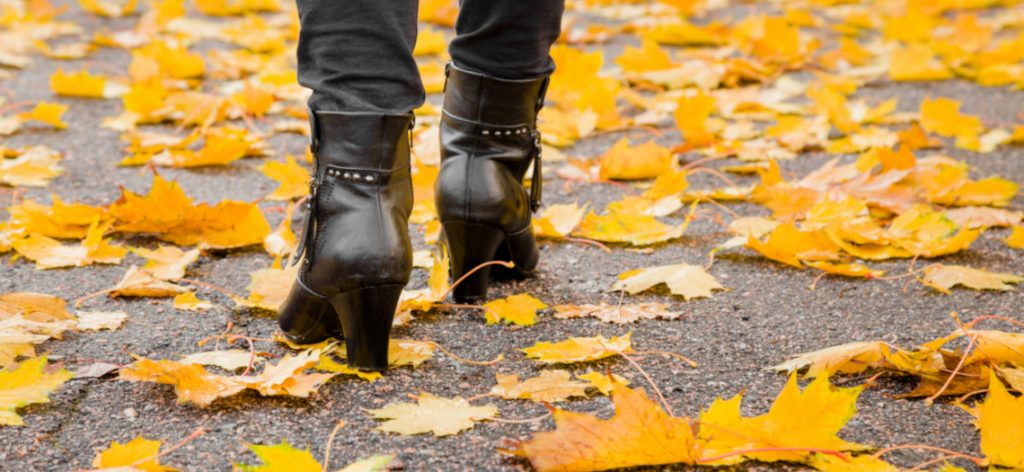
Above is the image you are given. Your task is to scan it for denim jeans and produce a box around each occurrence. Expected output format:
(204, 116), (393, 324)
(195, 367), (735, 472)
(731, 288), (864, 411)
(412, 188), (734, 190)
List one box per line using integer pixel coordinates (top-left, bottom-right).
(296, 0), (565, 113)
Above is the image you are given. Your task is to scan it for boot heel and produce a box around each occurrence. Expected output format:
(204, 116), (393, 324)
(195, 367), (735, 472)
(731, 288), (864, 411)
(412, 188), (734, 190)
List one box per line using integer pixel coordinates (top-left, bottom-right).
(330, 284), (404, 371)
(442, 221), (507, 303)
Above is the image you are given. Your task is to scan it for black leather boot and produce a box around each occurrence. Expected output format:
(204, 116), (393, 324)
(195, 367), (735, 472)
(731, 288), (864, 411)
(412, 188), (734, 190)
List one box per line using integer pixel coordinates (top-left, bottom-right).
(279, 110), (414, 371)
(436, 64), (547, 302)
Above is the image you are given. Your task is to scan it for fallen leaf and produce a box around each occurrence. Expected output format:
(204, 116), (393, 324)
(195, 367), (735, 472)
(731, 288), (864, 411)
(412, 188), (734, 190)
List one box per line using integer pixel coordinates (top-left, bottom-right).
(0, 356), (72, 426)
(921, 265), (1022, 293)
(173, 292), (214, 311)
(367, 393), (498, 437)
(772, 341), (888, 378)
(553, 303), (681, 324)
(180, 349), (264, 372)
(512, 380), (697, 471)
(522, 333), (632, 364)
(611, 264), (724, 300)
(92, 436), (174, 471)
(598, 138), (674, 180)
(236, 441), (322, 472)
(259, 155), (308, 202)
(489, 370), (590, 403)
(698, 374), (867, 464)
(13, 220), (126, 269)
(974, 372), (1024, 469)
(75, 311), (127, 331)
(576, 370), (631, 395)
(132, 246), (199, 280)
(482, 293), (547, 326)
(110, 266), (188, 298)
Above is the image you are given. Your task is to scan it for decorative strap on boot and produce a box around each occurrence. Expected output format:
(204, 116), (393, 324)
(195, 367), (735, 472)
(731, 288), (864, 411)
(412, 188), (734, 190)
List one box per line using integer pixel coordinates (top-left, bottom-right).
(292, 110), (414, 266)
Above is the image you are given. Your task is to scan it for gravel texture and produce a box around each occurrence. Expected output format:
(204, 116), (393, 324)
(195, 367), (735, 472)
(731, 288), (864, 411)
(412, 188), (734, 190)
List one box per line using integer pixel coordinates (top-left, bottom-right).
(1, 1), (1023, 471)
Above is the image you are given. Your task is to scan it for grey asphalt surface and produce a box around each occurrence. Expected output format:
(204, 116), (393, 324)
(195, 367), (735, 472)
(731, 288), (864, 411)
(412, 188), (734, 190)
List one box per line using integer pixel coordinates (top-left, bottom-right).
(2, 2), (1023, 471)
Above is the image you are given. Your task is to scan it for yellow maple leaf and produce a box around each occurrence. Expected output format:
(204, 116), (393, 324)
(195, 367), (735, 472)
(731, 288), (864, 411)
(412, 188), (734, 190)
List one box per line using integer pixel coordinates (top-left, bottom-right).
(119, 357), (247, 406)
(244, 263), (298, 311)
(522, 333), (632, 364)
(92, 436), (175, 471)
(367, 393), (498, 437)
(772, 341), (888, 379)
(264, 203), (297, 258)
(0, 145), (63, 187)
(6, 196), (105, 239)
(533, 202), (587, 239)
(50, 69), (123, 98)
(13, 220), (126, 269)
(747, 224), (841, 268)
(109, 173), (270, 249)
(805, 261), (886, 279)
(616, 39), (675, 73)
(597, 138), (673, 180)
(489, 370), (590, 403)
(133, 245), (199, 280)
(109, 266), (188, 298)
(674, 92), (716, 148)
(919, 97), (983, 141)
(173, 292), (213, 311)
(259, 155), (308, 201)
(975, 372), (1024, 469)
(611, 264), (724, 300)
(576, 370), (630, 395)
(889, 44), (953, 82)
(549, 45), (620, 129)
(330, 339), (435, 369)
(921, 264), (1022, 293)
(553, 303), (681, 324)
(642, 169), (689, 199)
(512, 380), (697, 471)
(236, 441), (323, 472)
(574, 211), (686, 246)
(482, 293), (547, 326)
(19, 102), (67, 129)
(698, 375), (867, 464)
(1008, 226), (1024, 249)
(0, 356), (72, 426)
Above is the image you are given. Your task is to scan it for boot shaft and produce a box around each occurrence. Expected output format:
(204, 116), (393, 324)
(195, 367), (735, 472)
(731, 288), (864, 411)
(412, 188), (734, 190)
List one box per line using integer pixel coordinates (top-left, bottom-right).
(310, 110), (414, 175)
(442, 63), (548, 127)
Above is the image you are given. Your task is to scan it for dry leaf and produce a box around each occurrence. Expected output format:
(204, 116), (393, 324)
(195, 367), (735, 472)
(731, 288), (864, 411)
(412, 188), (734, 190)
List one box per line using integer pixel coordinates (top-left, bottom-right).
(522, 333), (632, 364)
(482, 293), (547, 326)
(772, 341), (887, 378)
(921, 265), (1022, 293)
(173, 292), (214, 311)
(0, 356), (72, 426)
(512, 380), (696, 471)
(489, 370), (590, 403)
(553, 303), (681, 324)
(367, 393), (498, 437)
(75, 311), (127, 331)
(974, 372), (1024, 469)
(611, 264), (724, 300)
(92, 436), (174, 471)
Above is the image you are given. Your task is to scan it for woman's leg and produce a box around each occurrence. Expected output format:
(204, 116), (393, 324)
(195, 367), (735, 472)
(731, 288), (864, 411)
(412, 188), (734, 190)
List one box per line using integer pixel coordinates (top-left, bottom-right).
(448, 0), (565, 80)
(435, 0), (566, 302)
(295, 0), (424, 112)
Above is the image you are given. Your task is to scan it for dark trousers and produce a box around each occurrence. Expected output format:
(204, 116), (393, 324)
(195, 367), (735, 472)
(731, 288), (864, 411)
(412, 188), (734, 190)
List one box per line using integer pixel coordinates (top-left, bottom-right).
(296, 0), (565, 113)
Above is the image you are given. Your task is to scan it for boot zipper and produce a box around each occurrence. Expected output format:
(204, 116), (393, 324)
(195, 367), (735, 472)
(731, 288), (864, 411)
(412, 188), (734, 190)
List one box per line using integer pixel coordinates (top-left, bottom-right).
(529, 129), (542, 213)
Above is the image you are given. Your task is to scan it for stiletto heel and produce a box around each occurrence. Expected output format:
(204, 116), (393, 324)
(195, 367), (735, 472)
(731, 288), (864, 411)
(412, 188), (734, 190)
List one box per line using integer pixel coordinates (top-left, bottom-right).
(442, 221), (507, 303)
(330, 284), (404, 371)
